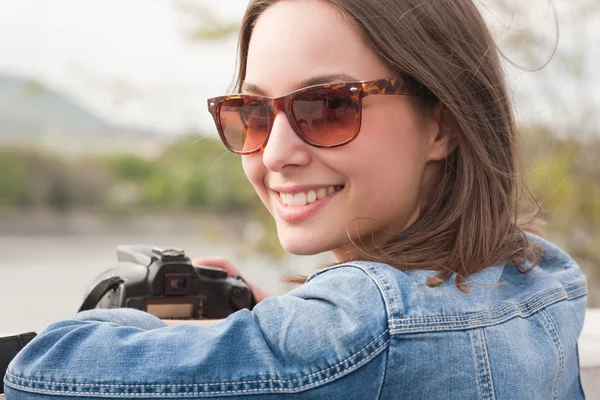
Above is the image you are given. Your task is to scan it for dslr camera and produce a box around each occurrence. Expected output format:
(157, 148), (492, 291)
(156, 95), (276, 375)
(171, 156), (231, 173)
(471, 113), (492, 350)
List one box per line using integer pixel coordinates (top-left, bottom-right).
(80, 245), (255, 319)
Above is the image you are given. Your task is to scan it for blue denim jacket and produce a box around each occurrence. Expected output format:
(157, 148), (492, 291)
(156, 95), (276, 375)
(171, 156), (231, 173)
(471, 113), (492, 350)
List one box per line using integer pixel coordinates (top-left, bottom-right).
(4, 234), (587, 399)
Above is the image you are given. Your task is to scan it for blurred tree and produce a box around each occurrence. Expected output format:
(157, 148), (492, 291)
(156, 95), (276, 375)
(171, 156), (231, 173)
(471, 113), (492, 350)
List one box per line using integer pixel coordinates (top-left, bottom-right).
(106, 155), (156, 181)
(0, 148), (111, 212)
(0, 149), (30, 208)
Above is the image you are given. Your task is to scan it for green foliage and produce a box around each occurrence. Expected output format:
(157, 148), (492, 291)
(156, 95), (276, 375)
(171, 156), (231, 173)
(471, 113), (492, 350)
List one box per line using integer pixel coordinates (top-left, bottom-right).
(0, 149), (30, 207)
(523, 129), (600, 305)
(0, 148), (110, 212)
(0, 136), (268, 245)
(121, 136), (261, 212)
(526, 131), (600, 230)
(77, 136), (261, 213)
(106, 155), (156, 181)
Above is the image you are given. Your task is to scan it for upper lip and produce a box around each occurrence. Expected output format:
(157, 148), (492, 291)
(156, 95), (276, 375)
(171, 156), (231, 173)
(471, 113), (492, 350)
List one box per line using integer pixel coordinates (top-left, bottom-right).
(270, 184), (344, 195)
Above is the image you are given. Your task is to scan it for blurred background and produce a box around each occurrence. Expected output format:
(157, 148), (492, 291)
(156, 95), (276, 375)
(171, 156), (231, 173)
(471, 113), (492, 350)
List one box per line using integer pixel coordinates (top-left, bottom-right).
(0, 0), (598, 334)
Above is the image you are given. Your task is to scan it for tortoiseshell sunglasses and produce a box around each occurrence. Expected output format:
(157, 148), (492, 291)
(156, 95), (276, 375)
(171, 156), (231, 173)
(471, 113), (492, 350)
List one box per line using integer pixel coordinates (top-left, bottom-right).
(207, 76), (425, 155)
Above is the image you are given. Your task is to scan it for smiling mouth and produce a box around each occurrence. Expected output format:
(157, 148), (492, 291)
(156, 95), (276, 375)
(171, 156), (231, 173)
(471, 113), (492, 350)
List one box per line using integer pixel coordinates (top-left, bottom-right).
(276, 185), (344, 207)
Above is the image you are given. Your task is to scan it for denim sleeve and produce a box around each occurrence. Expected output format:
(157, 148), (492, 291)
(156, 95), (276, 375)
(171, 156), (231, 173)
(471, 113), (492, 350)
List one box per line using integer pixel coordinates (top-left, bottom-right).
(4, 264), (390, 399)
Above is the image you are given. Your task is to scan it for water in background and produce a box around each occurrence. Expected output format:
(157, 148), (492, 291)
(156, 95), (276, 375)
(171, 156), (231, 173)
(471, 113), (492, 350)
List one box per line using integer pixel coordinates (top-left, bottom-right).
(0, 235), (332, 335)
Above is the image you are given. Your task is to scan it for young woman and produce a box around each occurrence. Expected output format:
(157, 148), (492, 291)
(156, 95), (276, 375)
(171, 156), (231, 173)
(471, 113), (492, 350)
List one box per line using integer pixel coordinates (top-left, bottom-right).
(4, 0), (588, 399)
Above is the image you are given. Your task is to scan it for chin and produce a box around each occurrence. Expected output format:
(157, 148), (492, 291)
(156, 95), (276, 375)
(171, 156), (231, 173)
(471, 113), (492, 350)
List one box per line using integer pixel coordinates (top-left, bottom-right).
(280, 241), (326, 256)
(277, 231), (334, 256)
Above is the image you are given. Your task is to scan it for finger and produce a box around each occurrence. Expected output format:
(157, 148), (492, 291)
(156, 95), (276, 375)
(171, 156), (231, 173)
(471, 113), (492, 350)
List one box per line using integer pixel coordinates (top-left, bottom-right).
(192, 257), (270, 302)
(193, 257), (239, 275)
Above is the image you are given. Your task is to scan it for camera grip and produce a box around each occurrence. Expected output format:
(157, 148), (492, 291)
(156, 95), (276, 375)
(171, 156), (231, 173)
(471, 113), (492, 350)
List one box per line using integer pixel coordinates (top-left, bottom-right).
(78, 277), (123, 312)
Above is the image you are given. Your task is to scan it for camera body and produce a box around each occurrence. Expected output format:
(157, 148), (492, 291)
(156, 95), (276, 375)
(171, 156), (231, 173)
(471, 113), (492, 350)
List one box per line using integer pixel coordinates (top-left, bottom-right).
(89, 246), (253, 319)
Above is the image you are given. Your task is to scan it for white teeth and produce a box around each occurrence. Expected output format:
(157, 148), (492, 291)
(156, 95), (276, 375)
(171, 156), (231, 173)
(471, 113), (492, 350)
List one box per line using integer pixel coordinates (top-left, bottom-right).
(294, 192), (307, 206)
(316, 188), (327, 200)
(285, 193), (294, 205)
(279, 185), (342, 207)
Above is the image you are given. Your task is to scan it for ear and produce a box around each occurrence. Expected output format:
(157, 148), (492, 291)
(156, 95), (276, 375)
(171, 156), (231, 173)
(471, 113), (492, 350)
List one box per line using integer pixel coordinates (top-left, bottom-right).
(426, 104), (458, 162)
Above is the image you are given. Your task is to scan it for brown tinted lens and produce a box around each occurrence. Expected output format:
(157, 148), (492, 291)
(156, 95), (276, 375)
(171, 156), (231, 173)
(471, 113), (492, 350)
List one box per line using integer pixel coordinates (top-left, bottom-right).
(219, 99), (269, 152)
(291, 90), (358, 145)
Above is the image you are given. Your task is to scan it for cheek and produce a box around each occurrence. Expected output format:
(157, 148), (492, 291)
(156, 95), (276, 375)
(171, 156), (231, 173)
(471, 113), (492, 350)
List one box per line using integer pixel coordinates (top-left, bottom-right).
(357, 105), (430, 175)
(242, 156), (267, 197)
(341, 104), (431, 218)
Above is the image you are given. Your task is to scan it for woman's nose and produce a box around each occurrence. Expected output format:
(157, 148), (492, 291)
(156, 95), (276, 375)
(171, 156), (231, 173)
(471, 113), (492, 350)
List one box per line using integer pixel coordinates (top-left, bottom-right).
(261, 110), (311, 172)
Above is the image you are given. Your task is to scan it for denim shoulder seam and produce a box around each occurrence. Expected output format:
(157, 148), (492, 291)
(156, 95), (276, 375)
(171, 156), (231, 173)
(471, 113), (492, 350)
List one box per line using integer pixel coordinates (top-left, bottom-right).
(354, 263), (403, 332)
(389, 280), (587, 334)
(308, 262), (396, 331)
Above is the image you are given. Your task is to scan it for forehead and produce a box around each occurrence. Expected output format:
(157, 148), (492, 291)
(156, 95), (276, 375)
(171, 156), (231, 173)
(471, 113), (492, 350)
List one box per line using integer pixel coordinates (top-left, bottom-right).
(244, 0), (391, 96)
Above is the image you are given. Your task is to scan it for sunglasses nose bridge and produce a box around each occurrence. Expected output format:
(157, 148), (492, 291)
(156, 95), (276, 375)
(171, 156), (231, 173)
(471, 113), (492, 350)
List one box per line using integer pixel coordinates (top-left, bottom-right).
(270, 96), (295, 129)
(264, 97), (308, 152)
(271, 97), (286, 120)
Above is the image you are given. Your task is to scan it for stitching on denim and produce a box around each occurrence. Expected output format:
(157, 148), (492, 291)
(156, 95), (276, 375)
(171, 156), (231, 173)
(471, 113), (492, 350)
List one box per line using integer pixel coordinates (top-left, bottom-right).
(307, 262), (396, 332)
(479, 329), (496, 399)
(6, 330), (389, 388)
(539, 309), (565, 400)
(389, 281), (587, 334)
(375, 334), (390, 400)
(5, 340), (390, 396)
(476, 330), (486, 398)
(369, 264), (402, 332)
(565, 281), (587, 298)
(348, 262), (398, 332)
(470, 328), (496, 399)
(469, 330), (484, 400)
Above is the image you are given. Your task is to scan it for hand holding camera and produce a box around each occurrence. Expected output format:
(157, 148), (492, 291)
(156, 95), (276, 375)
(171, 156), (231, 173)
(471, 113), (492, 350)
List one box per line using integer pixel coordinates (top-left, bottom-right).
(80, 246), (261, 320)
(1, 246), (264, 389)
(191, 257), (270, 304)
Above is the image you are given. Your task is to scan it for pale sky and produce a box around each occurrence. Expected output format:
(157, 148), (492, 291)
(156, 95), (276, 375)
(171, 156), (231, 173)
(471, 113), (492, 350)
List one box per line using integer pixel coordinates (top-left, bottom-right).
(0, 0), (248, 134)
(0, 0), (598, 136)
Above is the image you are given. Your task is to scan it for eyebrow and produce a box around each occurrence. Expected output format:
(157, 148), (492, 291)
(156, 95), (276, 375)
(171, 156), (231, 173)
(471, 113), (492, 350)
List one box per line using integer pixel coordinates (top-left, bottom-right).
(241, 73), (360, 96)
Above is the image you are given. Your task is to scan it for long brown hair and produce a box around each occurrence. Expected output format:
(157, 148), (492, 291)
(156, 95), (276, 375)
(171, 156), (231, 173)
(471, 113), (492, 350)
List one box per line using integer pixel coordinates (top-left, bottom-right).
(235, 0), (544, 291)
